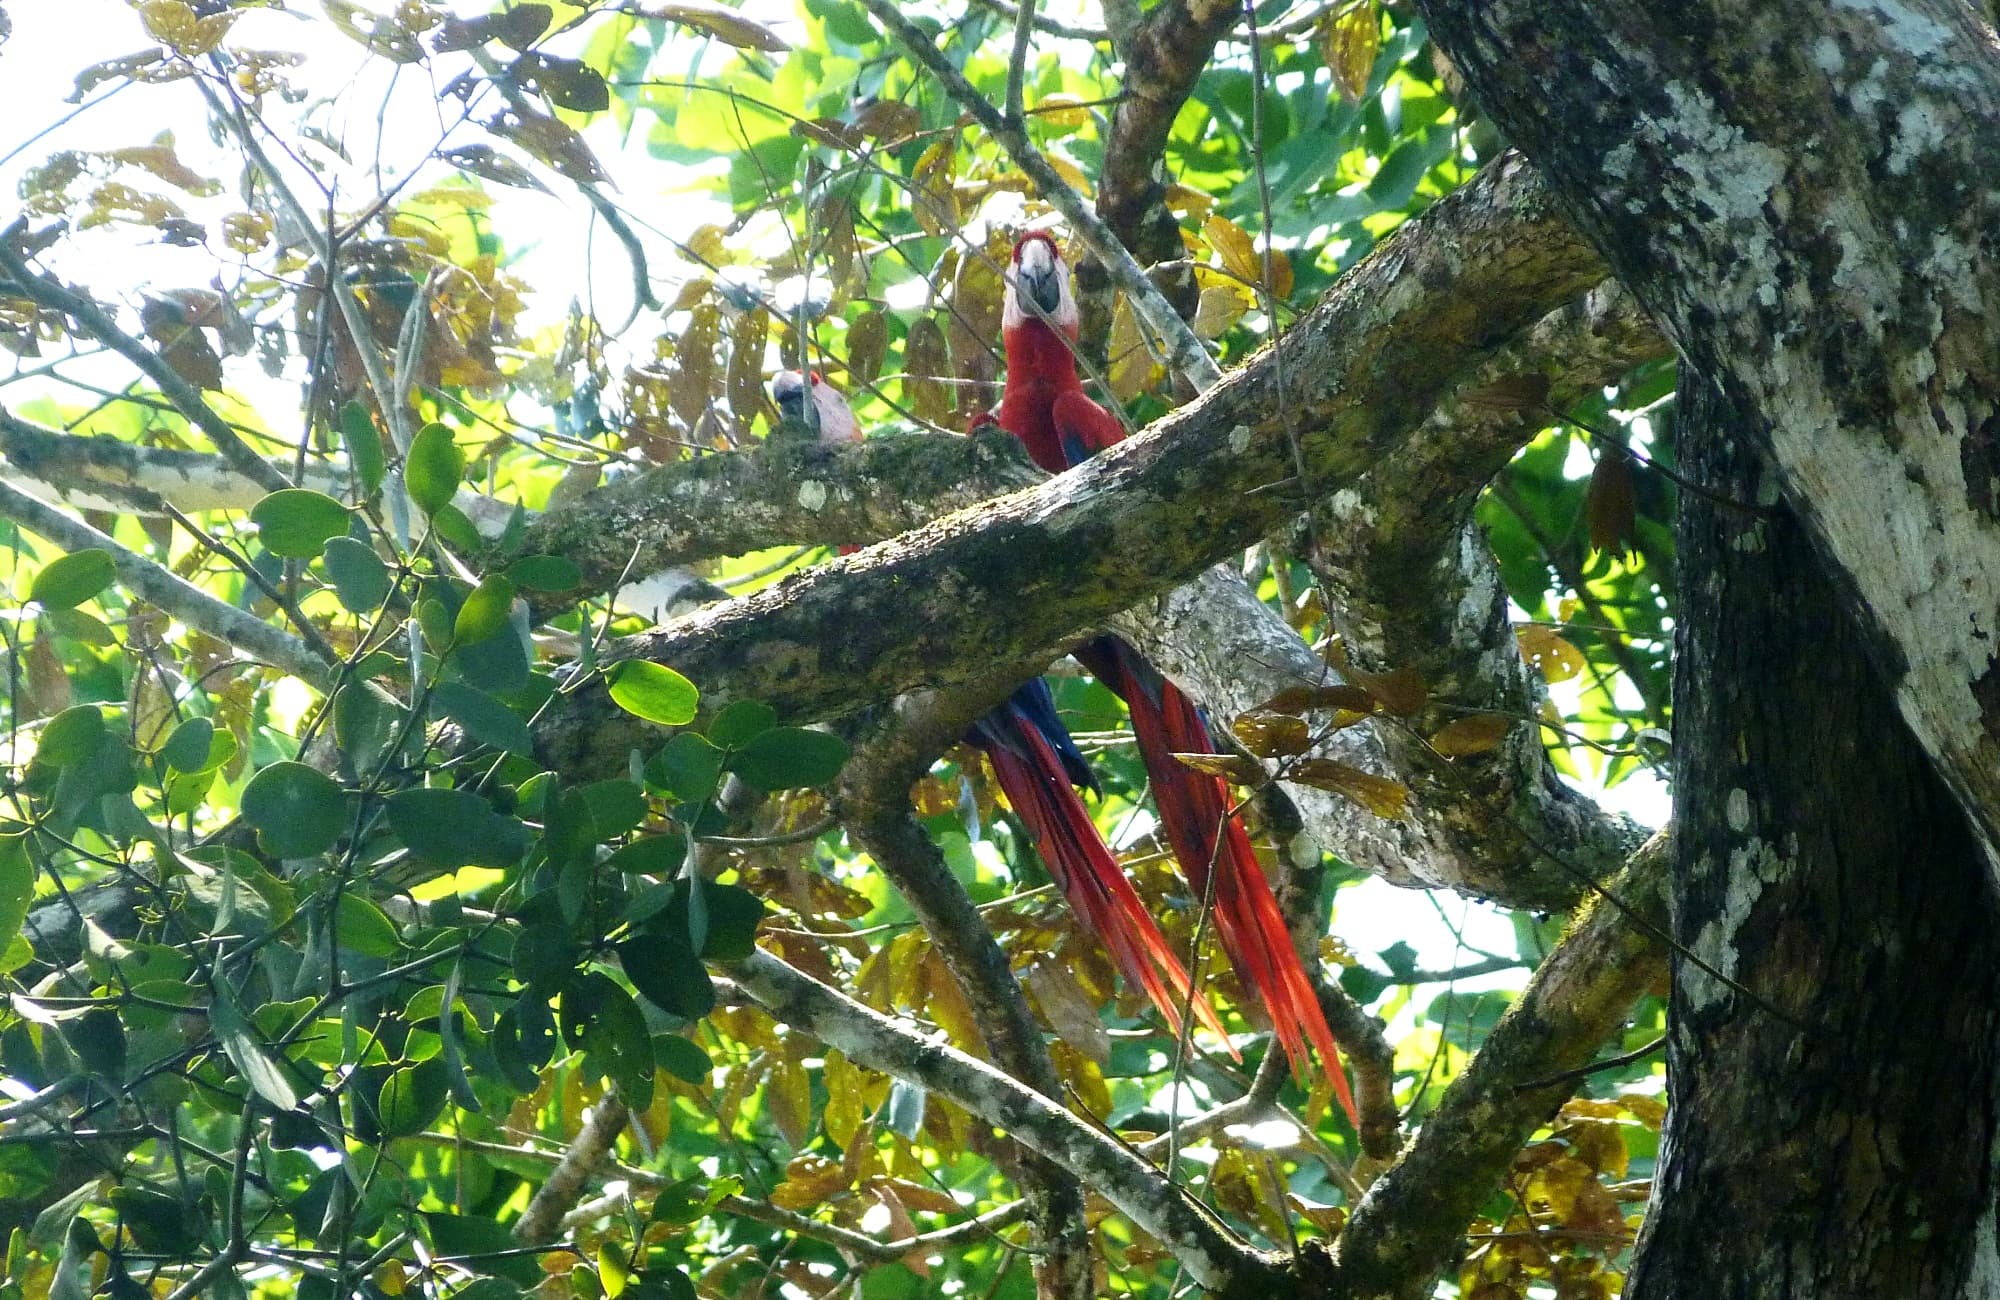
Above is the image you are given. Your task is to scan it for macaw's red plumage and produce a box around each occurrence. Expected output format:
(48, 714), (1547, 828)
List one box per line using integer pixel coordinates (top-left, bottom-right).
(779, 373), (1233, 1048)
(996, 232), (1358, 1125)
(996, 232), (1124, 473)
(968, 679), (1231, 1048)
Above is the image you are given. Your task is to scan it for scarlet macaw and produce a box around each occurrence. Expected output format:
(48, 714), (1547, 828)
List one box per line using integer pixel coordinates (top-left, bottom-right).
(996, 232), (1358, 1124)
(769, 371), (1232, 1047)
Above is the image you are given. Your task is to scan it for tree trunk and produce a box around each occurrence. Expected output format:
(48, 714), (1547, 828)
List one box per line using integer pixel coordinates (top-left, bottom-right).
(1417, 0), (2000, 870)
(1625, 377), (2000, 1296)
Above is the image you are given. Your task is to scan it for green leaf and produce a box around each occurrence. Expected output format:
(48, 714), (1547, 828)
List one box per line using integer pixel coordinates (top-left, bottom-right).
(339, 400), (386, 496)
(608, 661), (698, 726)
(432, 501), (483, 553)
(569, 973), (654, 1108)
(41, 606), (114, 645)
(334, 681), (408, 774)
(454, 574), (516, 645)
(654, 1033), (710, 1084)
(335, 892), (401, 958)
(50, 1218), (99, 1300)
(0, 837), (34, 989)
(428, 681), (536, 756)
(35, 705), (105, 768)
(617, 935), (713, 1020)
(438, 964), (481, 1112)
(708, 699), (776, 748)
(644, 732), (721, 804)
(386, 787), (527, 869)
(29, 549), (114, 610)
(158, 716), (213, 774)
(251, 489), (353, 559)
(604, 833), (686, 877)
(424, 1213), (542, 1287)
(240, 761), (347, 859)
(61, 1007), (123, 1079)
(513, 922), (578, 990)
(577, 779), (646, 840)
(376, 1059), (450, 1137)
(109, 1184), (205, 1257)
(699, 883), (766, 960)
(507, 554), (582, 591)
(322, 537), (390, 613)
(726, 727), (849, 790)
(405, 422), (465, 517)
(209, 979), (299, 1111)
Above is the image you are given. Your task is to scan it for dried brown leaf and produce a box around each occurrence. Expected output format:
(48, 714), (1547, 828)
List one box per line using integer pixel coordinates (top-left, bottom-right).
(1172, 751), (1266, 786)
(1321, 1), (1381, 102)
(846, 310), (888, 387)
(1231, 709), (1312, 758)
(1586, 446), (1639, 557)
(903, 315), (952, 425)
(1287, 758), (1408, 819)
(1429, 713), (1513, 757)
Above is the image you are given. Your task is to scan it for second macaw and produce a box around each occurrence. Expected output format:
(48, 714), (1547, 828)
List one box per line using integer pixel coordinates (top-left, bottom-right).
(996, 232), (1357, 1124)
(770, 371), (1231, 1048)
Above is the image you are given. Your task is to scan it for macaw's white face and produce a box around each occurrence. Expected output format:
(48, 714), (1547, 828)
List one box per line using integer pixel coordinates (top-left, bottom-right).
(1004, 234), (1079, 336)
(772, 370), (860, 444)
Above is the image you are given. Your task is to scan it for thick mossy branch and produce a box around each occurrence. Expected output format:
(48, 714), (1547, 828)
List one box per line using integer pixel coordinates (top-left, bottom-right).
(536, 155), (1602, 774)
(518, 430), (1041, 606)
(1332, 837), (1670, 1298)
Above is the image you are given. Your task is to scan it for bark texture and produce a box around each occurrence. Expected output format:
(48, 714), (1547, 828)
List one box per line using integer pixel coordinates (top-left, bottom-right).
(1417, 0), (2000, 868)
(1624, 379), (2000, 1297)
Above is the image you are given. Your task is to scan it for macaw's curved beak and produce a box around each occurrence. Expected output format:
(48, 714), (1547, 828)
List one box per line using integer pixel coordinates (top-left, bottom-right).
(1015, 249), (1063, 316)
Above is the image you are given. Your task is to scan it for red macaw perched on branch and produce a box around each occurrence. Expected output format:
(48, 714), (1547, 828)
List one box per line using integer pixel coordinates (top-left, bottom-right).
(996, 232), (1358, 1125)
(770, 371), (1232, 1048)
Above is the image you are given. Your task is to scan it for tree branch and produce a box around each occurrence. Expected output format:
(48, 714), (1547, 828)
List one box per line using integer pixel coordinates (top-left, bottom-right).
(0, 476), (330, 687)
(1333, 835), (1670, 1297)
(534, 155), (1601, 821)
(1415, 0), (2000, 868)
(832, 679), (1095, 1300)
(0, 231), (292, 495)
(721, 950), (1286, 1296)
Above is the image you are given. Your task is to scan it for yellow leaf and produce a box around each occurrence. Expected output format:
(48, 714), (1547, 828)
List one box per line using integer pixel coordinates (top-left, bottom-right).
(1172, 751), (1266, 786)
(1203, 213), (1261, 284)
(1516, 625), (1587, 683)
(903, 315), (953, 425)
(1192, 282), (1253, 339)
(1051, 1040), (1110, 1117)
(139, 0), (237, 56)
(1232, 709), (1312, 758)
(1321, 1), (1381, 102)
(1042, 151), (1094, 197)
(1429, 713), (1513, 757)
(1107, 297), (1161, 402)
(924, 953), (984, 1052)
(1287, 759), (1408, 819)
(1032, 93), (1092, 129)
(1163, 182), (1215, 216)
(765, 1043), (812, 1148)
(822, 1049), (863, 1149)
(769, 1154), (849, 1210)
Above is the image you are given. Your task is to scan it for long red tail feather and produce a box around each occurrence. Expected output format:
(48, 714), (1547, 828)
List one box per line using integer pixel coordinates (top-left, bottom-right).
(1077, 637), (1358, 1125)
(976, 703), (1234, 1053)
